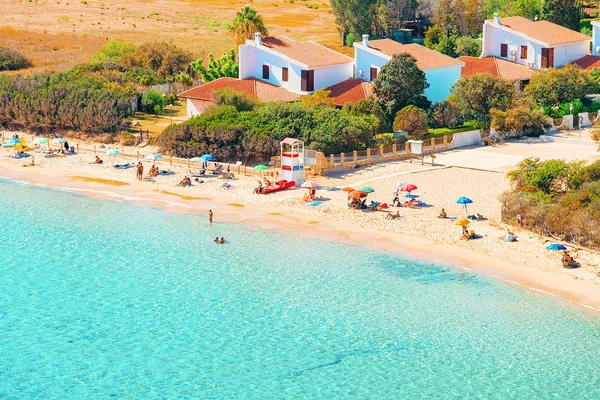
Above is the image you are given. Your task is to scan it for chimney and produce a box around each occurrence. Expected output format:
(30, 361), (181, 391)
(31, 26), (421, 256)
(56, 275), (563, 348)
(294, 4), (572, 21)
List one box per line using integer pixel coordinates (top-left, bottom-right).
(494, 13), (501, 25)
(362, 34), (369, 47)
(254, 32), (262, 45)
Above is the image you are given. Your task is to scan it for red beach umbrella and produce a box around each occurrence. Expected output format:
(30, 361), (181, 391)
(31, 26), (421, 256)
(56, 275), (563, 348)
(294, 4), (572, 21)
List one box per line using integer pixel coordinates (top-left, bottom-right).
(399, 183), (418, 193)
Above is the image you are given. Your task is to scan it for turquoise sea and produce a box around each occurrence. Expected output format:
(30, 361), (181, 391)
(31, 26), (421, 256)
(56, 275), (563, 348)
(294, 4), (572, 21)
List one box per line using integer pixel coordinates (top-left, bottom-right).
(1, 178), (600, 399)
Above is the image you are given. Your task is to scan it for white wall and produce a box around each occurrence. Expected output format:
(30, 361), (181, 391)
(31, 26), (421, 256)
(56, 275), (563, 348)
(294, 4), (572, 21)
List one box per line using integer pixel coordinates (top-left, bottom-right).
(240, 41), (353, 94)
(448, 130), (482, 149)
(354, 45), (390, 81)
(186, 99), (211, 118)
(424, 66), (462, 104)
(482, 22), (590, 69)
(593, 21), (600, 56)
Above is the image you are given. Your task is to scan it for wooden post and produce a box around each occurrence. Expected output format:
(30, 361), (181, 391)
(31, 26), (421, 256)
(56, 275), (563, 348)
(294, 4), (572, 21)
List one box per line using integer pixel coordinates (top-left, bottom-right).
(76, 144), (79, 153)
(379, 146), (384, 158)
(353, 150), (357, 162)
(121, 147), (124, 156)
(330, 154), (334, 166)
(431, 154), (436, 166)
(169, 156), (173, 166)
(244, 164), (247, 176)
(340, 153), (345, 165)
(392, 144), (397, 156)
(366, 148), (371, 161)
(187, 158), (190, 168)
(443, 135), (448, 147)
(94, 145), (96, 155)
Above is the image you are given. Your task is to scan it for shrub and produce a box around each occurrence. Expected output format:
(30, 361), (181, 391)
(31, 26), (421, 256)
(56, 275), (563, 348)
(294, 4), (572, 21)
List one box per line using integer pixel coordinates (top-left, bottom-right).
(490, 101), (550, 137)
(301, 89), (336, 107)
(393, 106), (428, 139)
(118, 132), (136, 146)
(92, 40), (136, 63)
(141, 89), (165, 114)
(428, 100), (460, 128)
(0, 47), (31, 71)
(526, 65), (597, 106)
(211, 88), (259, 111)
(164, 93), (177, 106)
(582, 160), (600, 182)
(121, 42), (193, 81)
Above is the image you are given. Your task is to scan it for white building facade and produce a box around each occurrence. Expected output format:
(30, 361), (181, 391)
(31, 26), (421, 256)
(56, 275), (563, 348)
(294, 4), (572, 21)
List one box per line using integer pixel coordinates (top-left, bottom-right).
(353, 36), (464, 104)
(239, 34), (354, 95)
(481, 15), (591, 70)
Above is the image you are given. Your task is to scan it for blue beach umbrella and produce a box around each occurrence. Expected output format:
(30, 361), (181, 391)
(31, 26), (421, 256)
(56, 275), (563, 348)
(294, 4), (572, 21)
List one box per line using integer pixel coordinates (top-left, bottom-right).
(546, 243), (567, 251)
(456, 196), (473, 213)
(190, 157), (204, 163)
(145, 154), (163, 160)
(33, 138), (48, 145)
(53, 137), (67, 144)
(107, 149), (121, 156)
(200, 154), (216, 162)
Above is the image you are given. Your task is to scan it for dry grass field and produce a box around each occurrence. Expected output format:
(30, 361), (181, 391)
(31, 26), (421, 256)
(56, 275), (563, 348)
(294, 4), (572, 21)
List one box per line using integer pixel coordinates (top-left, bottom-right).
(1, 0), (344, 74)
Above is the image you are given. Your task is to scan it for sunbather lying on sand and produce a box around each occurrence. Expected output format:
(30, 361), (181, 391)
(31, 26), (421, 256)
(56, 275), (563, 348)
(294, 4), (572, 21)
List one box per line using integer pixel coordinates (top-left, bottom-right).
(22, 158), (35, 167)
(386, 211), (401, 220)
(177, 176), (192, 187)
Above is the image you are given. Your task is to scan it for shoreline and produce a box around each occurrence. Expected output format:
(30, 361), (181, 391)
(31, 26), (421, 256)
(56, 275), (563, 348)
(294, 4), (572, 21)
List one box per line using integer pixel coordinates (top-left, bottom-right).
(2, 161), (600, 314)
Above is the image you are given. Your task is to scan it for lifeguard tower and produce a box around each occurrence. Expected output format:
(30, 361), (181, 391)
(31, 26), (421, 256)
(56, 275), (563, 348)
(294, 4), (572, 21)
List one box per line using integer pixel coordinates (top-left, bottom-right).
(280, 138), (305, 186)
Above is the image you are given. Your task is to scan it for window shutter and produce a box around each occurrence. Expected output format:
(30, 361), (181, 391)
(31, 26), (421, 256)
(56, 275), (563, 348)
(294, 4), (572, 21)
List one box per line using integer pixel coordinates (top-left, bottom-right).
(370, 67), (378, 81)
(282, 67), (288, 82)
(301, 70), (307, 91)
(262, 65), (269, 80)
(549, 48), (554, 68)
(307, 70), (314, 91)
(500, 44), (508, 58)
(520, 45), (527, 60)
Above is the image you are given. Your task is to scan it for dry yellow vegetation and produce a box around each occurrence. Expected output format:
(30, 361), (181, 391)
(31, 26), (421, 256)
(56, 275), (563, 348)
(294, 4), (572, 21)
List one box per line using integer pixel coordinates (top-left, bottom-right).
(0, 0), (346, 74)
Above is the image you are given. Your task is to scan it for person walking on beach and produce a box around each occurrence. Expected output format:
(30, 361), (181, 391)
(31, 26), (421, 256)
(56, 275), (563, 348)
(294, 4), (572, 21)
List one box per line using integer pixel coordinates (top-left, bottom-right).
(208, 210), (213, 224)
(136, 162), (144, 181)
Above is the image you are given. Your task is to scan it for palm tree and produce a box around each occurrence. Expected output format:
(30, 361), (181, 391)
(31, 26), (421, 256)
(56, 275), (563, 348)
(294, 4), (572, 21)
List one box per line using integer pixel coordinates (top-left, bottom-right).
(228, 6), (269, 46)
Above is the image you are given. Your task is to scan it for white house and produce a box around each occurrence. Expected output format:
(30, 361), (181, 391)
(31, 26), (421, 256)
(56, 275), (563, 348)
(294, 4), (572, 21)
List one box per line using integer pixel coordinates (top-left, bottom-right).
(481, 15), (591, 70)
(239, 33), (354, 94)
(353, 35), (464, 104)
(592, 21), (600, 56)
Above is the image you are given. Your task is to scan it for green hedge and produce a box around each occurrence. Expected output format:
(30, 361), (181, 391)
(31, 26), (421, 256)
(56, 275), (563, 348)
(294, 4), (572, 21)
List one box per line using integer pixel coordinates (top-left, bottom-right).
(426, 121), (478, 138)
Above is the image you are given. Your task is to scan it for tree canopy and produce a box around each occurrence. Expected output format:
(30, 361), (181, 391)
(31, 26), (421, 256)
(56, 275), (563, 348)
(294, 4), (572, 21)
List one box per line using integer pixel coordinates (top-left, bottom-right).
(372, 53), (430, 127)
(541, 0), (581, 32)
(191, 49), (239, 83)
(393, 105), (428, 138)
(228, 6), (269, 46)
(120, 42), (193, 81)
(525, 65), (597, 106)
(449, 74), (516, 130)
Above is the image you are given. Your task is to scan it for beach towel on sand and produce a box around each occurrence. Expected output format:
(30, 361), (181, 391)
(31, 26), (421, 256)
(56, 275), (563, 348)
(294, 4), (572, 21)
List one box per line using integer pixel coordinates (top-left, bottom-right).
(307, 201), (323, 206)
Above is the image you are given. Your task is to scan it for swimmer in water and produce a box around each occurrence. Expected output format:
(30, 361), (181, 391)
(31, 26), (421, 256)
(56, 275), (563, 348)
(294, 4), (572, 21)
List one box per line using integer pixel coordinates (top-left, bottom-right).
(219, 237), (226, 244)
(214, 237), (219, 243)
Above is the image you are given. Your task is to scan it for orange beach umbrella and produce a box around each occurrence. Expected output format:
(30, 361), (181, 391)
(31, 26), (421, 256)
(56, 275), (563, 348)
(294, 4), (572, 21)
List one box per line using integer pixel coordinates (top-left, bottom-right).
(348, 190), (367, 199)
(342, 187), (355, 192)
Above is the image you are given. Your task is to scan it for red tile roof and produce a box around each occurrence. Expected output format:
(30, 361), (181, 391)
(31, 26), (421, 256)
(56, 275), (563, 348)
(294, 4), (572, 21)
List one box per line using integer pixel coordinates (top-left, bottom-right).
(178, 77), (300, 103)
(457, 56), (534, 81)
(572, 55), (600, 70)
(489, 16), (591, 46)
(260, 36), (353, 68)
(366, 40), (464, 70)
(325, 79), (373, 106)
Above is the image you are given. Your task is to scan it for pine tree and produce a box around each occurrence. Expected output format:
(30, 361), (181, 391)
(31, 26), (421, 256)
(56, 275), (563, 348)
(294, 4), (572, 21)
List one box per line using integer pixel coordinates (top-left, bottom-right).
(542, 0), (581, 32)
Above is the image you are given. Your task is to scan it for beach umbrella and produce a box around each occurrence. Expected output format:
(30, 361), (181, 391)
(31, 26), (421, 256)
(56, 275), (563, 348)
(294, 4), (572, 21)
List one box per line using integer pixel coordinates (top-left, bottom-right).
(399, 183), (418, 193)
(454, 218), (470, 227)
(52, 137), (67, 144)
(380, 203), (389, 209)
(456, 196), (473, 213)
(342, 187), (355, 192)
(396, 182), (406, 188)
(190, 157), (204, 163)
(358, 186), (375, 193)
(107, 149), (121, 156)
(348, 190), (367, 199)
(254, 165), (268, 171)
(33, 138), (48, 145)
(145, 154), (163, 160)
(301, 181), (319, 188)
(200, 154), (216, 162)
(546, 243), (567, 251)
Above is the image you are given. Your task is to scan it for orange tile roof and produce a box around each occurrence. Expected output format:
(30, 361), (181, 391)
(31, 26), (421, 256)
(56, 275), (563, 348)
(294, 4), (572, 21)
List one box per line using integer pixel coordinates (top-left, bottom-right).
(178, 77), (300, 103)
(489, 16), (591, 46)
(366, 40), (464, 70)
(572, 55), (600, 70)
(457, 56), (534, 81)
(261, 36), (353, 68)
(326, 79), (373, 106)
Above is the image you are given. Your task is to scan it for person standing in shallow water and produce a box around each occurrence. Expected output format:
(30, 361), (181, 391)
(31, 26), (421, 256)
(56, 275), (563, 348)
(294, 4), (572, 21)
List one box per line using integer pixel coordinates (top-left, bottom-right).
(208, 210), (213, 224)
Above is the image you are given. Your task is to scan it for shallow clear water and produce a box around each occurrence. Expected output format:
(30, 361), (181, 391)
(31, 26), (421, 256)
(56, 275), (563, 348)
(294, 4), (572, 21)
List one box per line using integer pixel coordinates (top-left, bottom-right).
(1, 178), (599, 399)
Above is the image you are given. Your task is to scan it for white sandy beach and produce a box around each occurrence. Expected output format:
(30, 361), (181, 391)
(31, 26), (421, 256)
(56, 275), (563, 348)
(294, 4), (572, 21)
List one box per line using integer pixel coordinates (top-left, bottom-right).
(2, 136), (600, 311)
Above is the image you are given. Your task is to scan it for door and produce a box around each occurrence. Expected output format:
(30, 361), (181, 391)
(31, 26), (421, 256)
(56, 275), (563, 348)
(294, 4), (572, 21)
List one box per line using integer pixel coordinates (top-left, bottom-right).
(541, 48), (554, 68)
(370, 67), (378, 81)
(301, 70), (314, 91)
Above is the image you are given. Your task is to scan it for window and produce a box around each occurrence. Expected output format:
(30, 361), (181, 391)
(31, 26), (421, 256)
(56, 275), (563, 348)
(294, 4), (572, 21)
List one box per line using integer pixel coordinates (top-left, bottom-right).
(370, 67), (378, 81)
(500, 43), (508, 58)
(282, 67), (288, 82)
(262, 65), (269, 80)
(301, 70), (314, 91)
(541, 48), (554, 68)
(520, 45), (527, 60)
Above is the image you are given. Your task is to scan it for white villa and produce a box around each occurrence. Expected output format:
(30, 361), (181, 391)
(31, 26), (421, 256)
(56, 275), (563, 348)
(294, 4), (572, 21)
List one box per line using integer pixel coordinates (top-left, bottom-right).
(481, 14), (592, 70)
(179, 32), (465, 116)
(353, 35), (464, 104)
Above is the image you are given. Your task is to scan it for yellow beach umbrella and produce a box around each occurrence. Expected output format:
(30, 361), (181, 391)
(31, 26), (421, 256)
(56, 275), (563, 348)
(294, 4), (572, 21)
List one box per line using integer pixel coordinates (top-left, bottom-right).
(454, 218), (470, 227)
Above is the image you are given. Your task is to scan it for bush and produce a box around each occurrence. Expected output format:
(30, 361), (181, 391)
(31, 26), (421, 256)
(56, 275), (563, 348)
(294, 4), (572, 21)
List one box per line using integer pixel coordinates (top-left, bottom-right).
(526, 65), (597, 106)
(157, 102), (379, 160)
(490, 101), (550, 137)
(121, 42), (193, 81)
(142, 89), (165, 114)
(393, 106), (428, 139)
(428, 100), (460, 128)
(92, 40), (136, 63)
(164, 93), (177, 106)
(117, 132), (136, 146)
(211, 88), (259, 111)
(0, 47), (31, 71)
